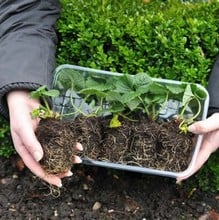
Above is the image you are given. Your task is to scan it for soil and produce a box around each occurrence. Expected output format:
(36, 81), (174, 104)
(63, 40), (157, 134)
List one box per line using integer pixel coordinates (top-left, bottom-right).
(36, 114), (195, 174)
(0, 155), (219, 220)
(5, 114), (217, 219)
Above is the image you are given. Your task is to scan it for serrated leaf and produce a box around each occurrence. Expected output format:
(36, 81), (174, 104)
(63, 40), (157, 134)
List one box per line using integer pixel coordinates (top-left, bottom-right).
(106, 91), (122, 102)
(182, 84), (194, 106)
(165, 84), (184, 94)
(136, 84), (151, 94)
(133, 72), (152, 87)
(114, 74), (134, 93)
(190, 83), (206, 99)
(126, 98), (141, 111)
(79, 88), (107, 98)
(120, 91), (140, 104)
(85, 77), (113, 91)
(43, 89), (60, 98)
(58, 69), (85, 91)
(108, 103), (125, 113)
(148, 82), (167, 94)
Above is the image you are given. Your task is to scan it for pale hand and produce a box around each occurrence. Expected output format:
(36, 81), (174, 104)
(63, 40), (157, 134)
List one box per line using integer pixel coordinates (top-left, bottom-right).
(177, 113), (219, 183)
(7, 90), (83, 187)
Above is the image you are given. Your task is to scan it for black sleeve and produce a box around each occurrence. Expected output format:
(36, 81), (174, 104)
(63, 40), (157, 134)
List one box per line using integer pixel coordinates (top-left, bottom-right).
(207, 55), (219, 116)
(0, 0), (60, 118)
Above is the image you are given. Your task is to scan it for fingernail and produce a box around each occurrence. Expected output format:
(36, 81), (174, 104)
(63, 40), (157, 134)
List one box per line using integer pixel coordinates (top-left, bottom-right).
(188, 124), (195, 132)
(34, 151), (42, 162)
(75, 156), (82, 164)
(77, 143), (83, 151)
(58, 182), (62, 188)
(67, 171), (73, 177)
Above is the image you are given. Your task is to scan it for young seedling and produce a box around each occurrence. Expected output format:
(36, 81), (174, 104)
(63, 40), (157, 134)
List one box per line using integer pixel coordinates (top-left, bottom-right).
(54, 70), (206, 134)
(178, 84), (203, 134)
(30, 85), (60, 119)
(104, 73), (172, 127)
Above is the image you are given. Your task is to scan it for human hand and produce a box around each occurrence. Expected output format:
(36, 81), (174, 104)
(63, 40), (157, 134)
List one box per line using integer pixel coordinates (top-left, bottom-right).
(7, 90), (83, 187)
(177, 113), (219, 183)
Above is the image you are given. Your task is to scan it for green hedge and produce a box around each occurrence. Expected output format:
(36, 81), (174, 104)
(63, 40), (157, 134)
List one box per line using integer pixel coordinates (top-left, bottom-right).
(57, 0), (219, 86)
(0, 116), (14, 157)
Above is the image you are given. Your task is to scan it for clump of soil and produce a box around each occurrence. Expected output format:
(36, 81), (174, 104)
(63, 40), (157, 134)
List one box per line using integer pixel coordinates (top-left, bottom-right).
(101, 117), (132, 162)
(99, 115), (194, 172)
(35, 118), (76, 174)
(70, 115), (102, 160)
(36, 114), (195, 175)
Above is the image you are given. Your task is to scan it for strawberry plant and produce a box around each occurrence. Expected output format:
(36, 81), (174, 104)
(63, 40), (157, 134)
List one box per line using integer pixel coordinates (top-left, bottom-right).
(30, 86), (79, 175)
(75, 72), (206, 133)
(51, 66), (208, 174)
(30, 85), (60, 119)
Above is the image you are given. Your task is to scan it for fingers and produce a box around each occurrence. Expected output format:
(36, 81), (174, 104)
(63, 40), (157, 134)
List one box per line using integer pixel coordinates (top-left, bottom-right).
(11, 113), (44, 162)
(74, 155), (82, 163)
(74, 143), (83, 163)
(177, 146), (211, 183)
(56, 170), (73, 178)
(177, 132), (219, 183)
(75, 142), (83, 151)
(13, 136), (63, 187)
(188, 113), (219, 134)
(7, 91), (44, 161)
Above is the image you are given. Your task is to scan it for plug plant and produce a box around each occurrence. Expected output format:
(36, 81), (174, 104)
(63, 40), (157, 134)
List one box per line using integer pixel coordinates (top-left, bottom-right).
(30, 85), (78, 176)
(30, 85), (60, 119)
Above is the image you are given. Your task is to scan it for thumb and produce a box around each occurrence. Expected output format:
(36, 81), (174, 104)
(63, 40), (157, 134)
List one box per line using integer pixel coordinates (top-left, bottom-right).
(188, 113), (219, 134)
(176, 138), (216, 182)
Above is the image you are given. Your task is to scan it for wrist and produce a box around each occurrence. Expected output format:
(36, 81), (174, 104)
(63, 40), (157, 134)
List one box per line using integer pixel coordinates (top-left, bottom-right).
(7, 90), (40, 111)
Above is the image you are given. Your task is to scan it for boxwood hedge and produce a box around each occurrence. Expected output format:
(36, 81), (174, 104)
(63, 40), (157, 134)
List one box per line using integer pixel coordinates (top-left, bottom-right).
(56, 0), (219, 86)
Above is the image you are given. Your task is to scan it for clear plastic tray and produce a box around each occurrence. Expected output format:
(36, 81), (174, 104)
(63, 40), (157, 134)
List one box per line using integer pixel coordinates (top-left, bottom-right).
(52, 64), (209, 178)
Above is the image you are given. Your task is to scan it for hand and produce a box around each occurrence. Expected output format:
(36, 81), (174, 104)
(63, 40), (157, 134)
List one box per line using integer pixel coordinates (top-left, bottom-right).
(177, 113), (219, 183)
(7, 90), (83, 187)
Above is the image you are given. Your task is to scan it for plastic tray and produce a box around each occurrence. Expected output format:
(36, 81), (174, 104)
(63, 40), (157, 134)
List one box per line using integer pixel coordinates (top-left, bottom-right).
(52, 64), (209, 178)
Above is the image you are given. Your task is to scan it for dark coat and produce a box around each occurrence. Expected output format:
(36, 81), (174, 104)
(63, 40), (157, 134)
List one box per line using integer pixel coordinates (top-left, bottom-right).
(208, 55), (219, 115)
(0, 0), (60, 118)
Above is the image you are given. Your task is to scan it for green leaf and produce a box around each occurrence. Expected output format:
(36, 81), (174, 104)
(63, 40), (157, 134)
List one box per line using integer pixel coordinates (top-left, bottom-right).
(79, 88), (107, 98)
(148, 82), (167, 94)
(31, 85), (47, 99)
(110, 115), (121, 128)
(106, 91), (122, 102)
(190, 83), (207, 100)
(85, 77), (113, 91)
(120, 91), (140, 104)
(56, 69), (85, 91)
(107, 103), (125, 114)
(43, 89), (60, 98)
(182, 84), (194, 106)
(165, 84), (184, 94)
(136, 83), (152, 94)
(114, 74), (134, 93)
(151, 95), (166, 104)
(126, 98), (141, 111)
(133, 72), (152, 87)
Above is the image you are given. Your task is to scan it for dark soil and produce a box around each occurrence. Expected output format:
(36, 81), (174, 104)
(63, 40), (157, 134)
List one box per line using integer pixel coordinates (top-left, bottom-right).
(36, 114), (195, 174)
(36, 118), (76, 174)
(0, 155), (219, 219)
